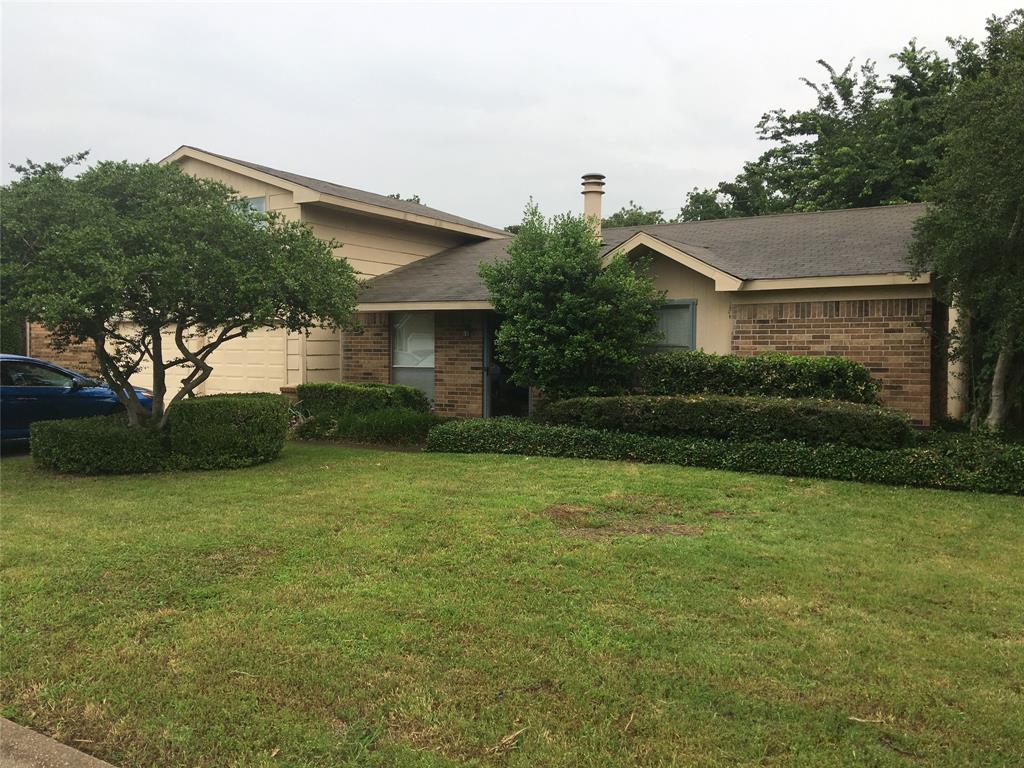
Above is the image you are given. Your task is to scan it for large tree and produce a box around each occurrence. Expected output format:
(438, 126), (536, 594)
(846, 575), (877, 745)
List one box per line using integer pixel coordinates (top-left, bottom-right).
(910, 13), (1024, 430)
(481, 204), (663, 398)
(1, 154), (360, 429)
(676, 35), (962, 220)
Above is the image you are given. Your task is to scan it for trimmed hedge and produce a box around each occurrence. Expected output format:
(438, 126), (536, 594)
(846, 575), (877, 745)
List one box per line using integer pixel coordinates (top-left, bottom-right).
(535, 394), (913, 450)
(297, 382), (431, 419)
(31, 393), (289, 475)
(30, 414), (167, 475)
(426, 418), (1024, 495)
(636, 350), (880, 404)
(295, 408), (444, 445)
(167, 393), (290, 470)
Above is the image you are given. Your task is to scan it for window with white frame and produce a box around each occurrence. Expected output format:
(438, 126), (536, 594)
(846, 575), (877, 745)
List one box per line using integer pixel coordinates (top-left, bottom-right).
(245, 196), (267, 213)
(653, 300), (696, 350)
(391, 311), (435, 400)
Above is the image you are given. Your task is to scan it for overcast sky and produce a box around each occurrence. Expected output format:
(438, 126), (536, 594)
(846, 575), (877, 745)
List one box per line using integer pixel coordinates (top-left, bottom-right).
(2, 1), (1017, 227)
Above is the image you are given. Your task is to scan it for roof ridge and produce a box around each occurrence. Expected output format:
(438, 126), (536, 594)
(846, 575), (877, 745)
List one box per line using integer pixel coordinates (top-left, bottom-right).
(602, 201), (928, 233)
(176, 145), (507, 235)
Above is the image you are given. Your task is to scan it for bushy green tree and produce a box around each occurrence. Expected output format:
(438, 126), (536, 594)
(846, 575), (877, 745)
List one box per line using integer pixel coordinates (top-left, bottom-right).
(1, 154), (360, 429)
(603, 201), (666, 228)
(481, 204), (663, 398)
(910, 13), (1024, 430)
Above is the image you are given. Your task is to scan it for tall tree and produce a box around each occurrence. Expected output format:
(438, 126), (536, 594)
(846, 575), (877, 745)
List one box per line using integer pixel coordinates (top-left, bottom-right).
(1, 155), (360, 429)
(481, 203), (663, 398)
(910, 12), (1024, 429)
(677, 39), (958, 221)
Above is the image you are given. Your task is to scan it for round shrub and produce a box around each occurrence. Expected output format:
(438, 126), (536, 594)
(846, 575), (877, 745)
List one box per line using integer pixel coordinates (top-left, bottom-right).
(167, 393), (290, 470)
(30, 414), (167, 475)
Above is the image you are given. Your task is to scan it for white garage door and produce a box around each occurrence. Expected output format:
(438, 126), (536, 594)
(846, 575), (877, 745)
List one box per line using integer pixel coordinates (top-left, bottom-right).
(203, 328), (287, 395)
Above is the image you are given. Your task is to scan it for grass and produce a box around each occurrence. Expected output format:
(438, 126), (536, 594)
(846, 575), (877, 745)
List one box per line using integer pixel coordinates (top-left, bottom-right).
(1, 442), (1022, 767)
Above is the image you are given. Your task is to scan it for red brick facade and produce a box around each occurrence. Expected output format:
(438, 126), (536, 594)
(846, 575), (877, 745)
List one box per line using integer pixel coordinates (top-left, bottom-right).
(730, 298), (939, 425)
(340, 312), (390, 384)
(26, 323), (101, 375)
(434, 311), (485, 417)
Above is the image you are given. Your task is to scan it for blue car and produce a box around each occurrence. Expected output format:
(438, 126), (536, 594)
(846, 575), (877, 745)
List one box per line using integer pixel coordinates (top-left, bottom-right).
(0, 354), (153, 442)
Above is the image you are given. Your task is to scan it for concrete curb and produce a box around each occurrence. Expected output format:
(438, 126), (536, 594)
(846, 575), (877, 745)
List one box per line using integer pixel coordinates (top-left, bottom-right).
(0, 719), (117, 768)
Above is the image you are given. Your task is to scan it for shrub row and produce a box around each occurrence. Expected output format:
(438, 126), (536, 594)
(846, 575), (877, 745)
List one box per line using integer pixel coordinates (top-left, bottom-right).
(635, 351), (880, 404)
(295, 408), (444, 445)
(535, 394), (913, 450)
(297, 382), (431, 419)
(426, 418), (1023, 495)
(30, 393), (290, 475)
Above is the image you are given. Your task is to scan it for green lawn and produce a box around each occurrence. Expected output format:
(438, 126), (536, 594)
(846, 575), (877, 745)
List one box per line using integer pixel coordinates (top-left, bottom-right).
(1, 443), (1022, 767)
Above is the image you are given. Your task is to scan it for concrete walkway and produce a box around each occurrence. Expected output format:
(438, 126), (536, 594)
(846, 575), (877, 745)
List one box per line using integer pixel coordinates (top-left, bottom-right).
(0, 719), (116, 768)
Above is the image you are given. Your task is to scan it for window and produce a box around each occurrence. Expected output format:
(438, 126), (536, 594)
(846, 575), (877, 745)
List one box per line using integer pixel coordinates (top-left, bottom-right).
(1, 361), (74, 387)
(245, 196), (267, 213)
(391, 311), (435, 400)
(653, 301), (696, 350)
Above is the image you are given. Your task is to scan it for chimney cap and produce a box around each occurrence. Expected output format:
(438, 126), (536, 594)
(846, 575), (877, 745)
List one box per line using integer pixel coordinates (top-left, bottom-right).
(581, 173), (606, 182)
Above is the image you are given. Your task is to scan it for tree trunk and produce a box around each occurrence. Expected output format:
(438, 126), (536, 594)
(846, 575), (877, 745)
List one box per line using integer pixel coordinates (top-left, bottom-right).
(150, 328), (166, 427)
(984, 334), (1016, 430)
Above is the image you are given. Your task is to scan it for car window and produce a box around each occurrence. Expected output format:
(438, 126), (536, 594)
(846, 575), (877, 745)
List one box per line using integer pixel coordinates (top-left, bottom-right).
(0, 361), (75, 387)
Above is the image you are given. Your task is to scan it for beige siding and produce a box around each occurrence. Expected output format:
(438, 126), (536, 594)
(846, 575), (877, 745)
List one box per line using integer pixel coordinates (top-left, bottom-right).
(300, 203), (468, 278)
(175, 157), (300, 221)
(647, 252), (733, 354)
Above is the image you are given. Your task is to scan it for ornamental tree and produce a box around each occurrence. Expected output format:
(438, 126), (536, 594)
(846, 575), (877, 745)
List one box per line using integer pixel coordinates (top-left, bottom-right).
(1, 154), (360, 429)
(481, 203), (663, 398)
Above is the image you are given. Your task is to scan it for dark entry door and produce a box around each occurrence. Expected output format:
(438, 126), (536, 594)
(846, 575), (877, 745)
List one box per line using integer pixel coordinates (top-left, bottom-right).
(484, 316), (530, 418)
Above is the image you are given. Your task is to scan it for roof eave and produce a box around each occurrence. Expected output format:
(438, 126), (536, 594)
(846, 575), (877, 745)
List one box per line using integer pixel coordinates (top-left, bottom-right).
(160, 146), (507, 241)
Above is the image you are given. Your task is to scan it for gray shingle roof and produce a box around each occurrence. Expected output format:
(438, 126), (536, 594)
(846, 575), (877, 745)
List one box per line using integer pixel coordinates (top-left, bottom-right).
(181, 146), (507, 236)
(360, 203), (927, 304)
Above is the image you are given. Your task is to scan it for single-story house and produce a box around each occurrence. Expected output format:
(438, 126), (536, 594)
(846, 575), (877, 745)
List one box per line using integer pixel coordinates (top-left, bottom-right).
(29, 146), (964, 425)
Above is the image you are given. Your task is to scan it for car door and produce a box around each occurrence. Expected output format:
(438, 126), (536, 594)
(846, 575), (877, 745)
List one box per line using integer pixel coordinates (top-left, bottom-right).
(0, 361), (95, 435)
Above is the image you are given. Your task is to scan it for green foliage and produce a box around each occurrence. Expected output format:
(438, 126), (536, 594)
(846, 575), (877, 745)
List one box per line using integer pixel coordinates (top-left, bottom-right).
(0, 155), (360, 428)
(427, 418), (1023, 495)
(297, 382), (431, 420)
(166, 394), (290, 470)
(674, 17), (1024, 221)
(481, 203), (664, 398)
(636, 350), (880, 403)
(30, 414), (167, 475)
(0, 310), (26, 354)
(602, 201), (666, 228)
(31, 394), (290, 474)
(535, 394), (912, 450)
(295, 408), (444, 445)
(910, 11), (1024, 428)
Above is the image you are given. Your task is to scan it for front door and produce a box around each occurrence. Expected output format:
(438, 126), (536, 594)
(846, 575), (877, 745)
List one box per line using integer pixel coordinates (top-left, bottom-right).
(483, 316), (530, 418)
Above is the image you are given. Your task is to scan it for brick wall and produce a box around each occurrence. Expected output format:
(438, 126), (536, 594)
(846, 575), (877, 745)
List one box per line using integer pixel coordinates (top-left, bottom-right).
(27, 323), (101, 376)
(340, 312), (390, 384)
(435, 311), (485, 417)
(730, 298), (937, 425)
